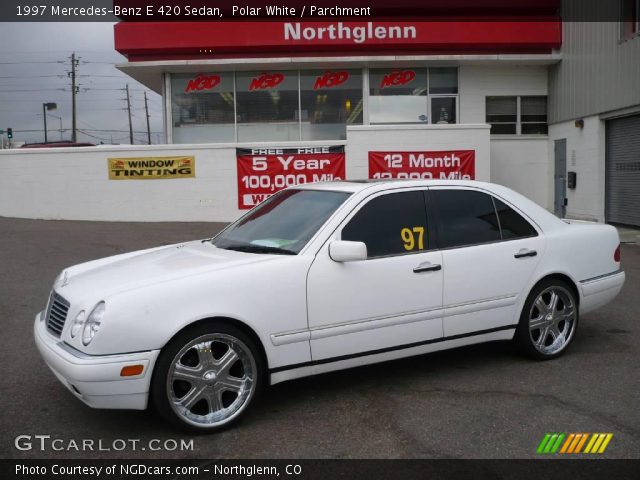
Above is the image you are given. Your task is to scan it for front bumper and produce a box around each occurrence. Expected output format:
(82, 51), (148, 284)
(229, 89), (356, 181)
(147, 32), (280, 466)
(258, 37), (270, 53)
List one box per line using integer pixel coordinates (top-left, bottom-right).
(34, 312), (160, 410)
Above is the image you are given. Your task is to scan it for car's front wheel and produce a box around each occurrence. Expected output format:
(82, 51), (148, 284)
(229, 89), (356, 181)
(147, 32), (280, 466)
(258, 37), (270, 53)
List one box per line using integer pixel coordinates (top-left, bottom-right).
(151, 322), (264, 432)
(516, 279), (578, 360)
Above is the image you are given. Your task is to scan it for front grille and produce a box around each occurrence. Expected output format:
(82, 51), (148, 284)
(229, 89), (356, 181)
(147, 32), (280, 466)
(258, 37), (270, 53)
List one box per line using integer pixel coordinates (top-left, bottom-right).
(46, 292), (70, 337)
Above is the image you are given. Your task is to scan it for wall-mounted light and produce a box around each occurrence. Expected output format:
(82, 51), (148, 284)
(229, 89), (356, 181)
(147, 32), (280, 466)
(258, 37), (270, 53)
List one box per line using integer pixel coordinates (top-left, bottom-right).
(574, 119), (584, 129)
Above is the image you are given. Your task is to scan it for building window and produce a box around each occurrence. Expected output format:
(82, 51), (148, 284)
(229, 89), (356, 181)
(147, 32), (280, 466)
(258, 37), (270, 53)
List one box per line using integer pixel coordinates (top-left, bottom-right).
(235, 71), (300, 142)
(369, 68), (428, 124)
(171, 73), (235, 143)
(486, 96), (547, 135)
(368, 67), (458, 125)
(300, 69), (363, 141)
(621, 0), (640, 40)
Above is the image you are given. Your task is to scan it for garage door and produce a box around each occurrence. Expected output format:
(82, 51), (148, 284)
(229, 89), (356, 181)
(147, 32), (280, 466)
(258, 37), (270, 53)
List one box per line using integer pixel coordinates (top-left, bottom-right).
(606, 114), (640, 227)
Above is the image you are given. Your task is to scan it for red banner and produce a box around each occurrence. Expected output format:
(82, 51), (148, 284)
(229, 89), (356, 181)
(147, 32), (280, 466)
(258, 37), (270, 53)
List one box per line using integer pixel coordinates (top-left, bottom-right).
(236, 146), (345, 209)
(369, 150), (475, 180)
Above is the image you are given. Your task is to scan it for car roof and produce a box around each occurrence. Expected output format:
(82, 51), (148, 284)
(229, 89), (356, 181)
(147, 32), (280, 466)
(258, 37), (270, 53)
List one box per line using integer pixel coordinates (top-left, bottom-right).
(297, 179), (498, 194)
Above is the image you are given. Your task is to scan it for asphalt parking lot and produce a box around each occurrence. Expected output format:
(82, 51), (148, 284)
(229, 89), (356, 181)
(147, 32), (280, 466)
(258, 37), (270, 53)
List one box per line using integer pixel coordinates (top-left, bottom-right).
(1, 217), (639, 459)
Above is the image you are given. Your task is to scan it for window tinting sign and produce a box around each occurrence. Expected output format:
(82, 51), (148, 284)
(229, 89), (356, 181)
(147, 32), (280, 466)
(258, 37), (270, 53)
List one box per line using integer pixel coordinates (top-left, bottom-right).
(108, 156), (195, 180)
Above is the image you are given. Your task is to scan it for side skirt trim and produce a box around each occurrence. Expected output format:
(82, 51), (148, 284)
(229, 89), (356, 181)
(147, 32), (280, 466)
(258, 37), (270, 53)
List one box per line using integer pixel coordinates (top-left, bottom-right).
(269, 324), (518, 374)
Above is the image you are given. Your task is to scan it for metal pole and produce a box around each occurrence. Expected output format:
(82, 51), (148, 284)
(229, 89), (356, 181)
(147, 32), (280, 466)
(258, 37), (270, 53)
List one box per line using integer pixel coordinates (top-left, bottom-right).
(126, 84), (134, 145)
(70, 52), (78, 142)
(43, 103), (48, 143)
(144, 91), (151, 145)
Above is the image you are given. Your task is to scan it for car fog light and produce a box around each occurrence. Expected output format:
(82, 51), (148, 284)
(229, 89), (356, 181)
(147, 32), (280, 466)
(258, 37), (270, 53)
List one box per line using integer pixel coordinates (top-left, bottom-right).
(82, 301), (105, 346)
(70, 310), (85, 338)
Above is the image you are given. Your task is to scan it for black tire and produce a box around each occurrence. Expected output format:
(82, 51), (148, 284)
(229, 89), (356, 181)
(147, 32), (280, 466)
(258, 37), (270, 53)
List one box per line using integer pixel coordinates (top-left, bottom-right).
(515, 278), (579, 360)
(151, 321), (265, 433)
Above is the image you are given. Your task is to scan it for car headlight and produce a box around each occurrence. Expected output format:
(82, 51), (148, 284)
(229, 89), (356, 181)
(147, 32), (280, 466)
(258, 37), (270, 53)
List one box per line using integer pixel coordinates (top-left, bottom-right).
(82, 302), (105, 346)
(70, 310), (85, 338)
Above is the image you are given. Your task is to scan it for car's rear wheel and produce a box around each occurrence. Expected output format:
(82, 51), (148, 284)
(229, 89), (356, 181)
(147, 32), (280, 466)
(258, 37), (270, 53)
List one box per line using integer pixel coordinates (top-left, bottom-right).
(516, 279), (578, 359)
(151, 322), (263, 432)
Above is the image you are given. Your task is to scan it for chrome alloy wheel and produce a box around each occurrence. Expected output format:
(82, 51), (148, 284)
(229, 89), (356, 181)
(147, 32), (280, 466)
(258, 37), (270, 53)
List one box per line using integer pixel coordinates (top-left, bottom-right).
(528, 286), (577, 355)
(166, 333), (256, 428)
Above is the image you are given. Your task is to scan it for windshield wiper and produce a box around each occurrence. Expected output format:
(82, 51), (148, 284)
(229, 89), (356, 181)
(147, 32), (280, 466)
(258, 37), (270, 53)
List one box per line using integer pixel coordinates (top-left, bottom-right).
(221, 244), (296, 255)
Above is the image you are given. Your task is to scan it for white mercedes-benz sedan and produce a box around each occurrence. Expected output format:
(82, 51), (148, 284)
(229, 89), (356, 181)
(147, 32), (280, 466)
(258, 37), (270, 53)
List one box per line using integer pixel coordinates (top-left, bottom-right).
(34, 180), (625, 432)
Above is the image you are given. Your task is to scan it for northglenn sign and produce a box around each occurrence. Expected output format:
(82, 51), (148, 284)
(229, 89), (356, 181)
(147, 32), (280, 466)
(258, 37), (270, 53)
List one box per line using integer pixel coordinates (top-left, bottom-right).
(115, 21), (561, 60)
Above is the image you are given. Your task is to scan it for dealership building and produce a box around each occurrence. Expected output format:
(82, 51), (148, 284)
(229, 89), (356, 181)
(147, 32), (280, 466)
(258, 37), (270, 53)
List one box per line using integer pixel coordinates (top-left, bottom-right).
(4, 1), (638, 225)
(108, 1), (640, 226)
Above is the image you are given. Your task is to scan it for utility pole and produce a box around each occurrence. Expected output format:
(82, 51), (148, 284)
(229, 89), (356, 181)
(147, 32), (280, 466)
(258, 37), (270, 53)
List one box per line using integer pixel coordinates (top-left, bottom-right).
(43, 104), (48, 143)
(125, 84), (134, 145)
(144, 91), (151, 145)
(68, 53), (79, 142)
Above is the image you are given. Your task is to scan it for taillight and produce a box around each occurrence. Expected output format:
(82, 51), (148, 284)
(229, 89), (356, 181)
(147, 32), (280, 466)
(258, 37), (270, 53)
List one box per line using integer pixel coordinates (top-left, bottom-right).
(614, 244), (621, 263)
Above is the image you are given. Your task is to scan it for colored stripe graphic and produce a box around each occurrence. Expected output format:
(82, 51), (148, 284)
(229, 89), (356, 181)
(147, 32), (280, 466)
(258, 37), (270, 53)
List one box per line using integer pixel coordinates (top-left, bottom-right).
(574, 433), (589, 453)
(560, 433), (575, 453)
(585, 433), (614, 454)
(537, 433), (565, 454)
(537, 434), (552, 454)
(538, 433), (613, 454)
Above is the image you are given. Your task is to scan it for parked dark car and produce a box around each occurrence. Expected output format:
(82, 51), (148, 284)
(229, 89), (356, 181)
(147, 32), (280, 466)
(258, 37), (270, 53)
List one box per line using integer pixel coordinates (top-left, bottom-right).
(20, 141), (96, 148)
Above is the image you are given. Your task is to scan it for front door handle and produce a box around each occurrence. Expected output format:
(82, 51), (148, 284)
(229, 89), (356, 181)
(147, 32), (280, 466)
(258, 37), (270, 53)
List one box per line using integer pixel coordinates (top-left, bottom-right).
(413, 262), (442, 273)
(514, 248), (537, 259)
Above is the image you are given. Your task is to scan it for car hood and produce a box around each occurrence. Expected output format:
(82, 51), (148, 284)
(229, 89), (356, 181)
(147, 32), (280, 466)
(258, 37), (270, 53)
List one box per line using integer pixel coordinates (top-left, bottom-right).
(56, 241), (277, 301)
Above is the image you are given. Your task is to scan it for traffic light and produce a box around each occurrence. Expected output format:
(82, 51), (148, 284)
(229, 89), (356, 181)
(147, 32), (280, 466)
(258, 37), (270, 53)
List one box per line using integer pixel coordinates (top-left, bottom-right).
(6, 128), (12, 139)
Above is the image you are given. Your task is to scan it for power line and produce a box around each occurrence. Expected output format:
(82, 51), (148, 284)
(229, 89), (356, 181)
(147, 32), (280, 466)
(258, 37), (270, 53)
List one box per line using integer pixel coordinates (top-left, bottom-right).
(0, 61), (65, 65)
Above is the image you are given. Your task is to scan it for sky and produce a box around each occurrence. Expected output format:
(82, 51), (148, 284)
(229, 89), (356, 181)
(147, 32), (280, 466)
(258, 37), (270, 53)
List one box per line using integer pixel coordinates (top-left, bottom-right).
(0, 22), (164, 145)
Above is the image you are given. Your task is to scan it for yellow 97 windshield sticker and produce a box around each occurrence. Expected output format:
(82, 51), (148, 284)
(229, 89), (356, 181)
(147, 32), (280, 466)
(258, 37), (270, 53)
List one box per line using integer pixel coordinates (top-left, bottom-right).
(401, 227), (425, 251)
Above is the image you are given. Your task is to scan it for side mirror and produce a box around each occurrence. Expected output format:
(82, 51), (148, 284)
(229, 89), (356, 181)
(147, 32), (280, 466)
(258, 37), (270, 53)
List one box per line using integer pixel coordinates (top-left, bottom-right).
(329, 241), (367, 262)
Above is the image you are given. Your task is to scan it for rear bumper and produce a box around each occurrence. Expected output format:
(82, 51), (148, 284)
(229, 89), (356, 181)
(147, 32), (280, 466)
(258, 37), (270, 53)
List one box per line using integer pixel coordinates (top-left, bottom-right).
(580, 271), (625, 315)
(34, 312), (160, 410)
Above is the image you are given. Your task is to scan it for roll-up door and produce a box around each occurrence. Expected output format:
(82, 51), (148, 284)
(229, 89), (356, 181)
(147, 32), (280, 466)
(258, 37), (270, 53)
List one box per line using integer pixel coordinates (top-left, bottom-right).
(606, 115), (640, 226)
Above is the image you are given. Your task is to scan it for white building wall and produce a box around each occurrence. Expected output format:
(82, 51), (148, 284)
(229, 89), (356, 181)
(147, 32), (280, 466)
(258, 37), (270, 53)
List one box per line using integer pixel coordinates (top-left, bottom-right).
(459, 64), (549, 123)
(490, 139), (551, 210)
(0, 124), (490, 222)
(459, 64), (553, 211)
(345, 124), (490, 180)
(0, 143), (249, 223)
(548, 115), (606, 222)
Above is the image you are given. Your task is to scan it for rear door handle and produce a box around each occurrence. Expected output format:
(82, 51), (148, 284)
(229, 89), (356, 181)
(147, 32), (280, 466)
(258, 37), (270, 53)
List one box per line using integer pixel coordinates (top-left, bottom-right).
(413, 262), (442, 273)
(514, 249), (537, 259)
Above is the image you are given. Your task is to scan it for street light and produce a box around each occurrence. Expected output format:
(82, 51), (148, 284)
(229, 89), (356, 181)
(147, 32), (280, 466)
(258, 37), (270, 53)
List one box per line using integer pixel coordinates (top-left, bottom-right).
(42, 102), (57, 143)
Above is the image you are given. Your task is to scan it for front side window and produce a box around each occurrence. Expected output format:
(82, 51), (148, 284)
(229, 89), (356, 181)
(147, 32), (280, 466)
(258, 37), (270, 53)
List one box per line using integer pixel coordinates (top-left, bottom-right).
(213, 189), (351, 255)
(342, 191), (429, 258)
(431, 189), (501, 248)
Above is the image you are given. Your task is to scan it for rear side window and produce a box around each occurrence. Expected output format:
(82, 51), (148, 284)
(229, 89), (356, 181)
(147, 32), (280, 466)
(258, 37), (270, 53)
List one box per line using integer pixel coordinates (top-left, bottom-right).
(431, 190), (501, 248)
(494, 198), (538, 239)
(342, 191), (429, 258)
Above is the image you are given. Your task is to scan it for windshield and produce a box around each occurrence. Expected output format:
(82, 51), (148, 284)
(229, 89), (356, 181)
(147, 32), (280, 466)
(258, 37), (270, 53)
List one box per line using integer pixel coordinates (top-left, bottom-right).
(212, 189), (351, 255)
